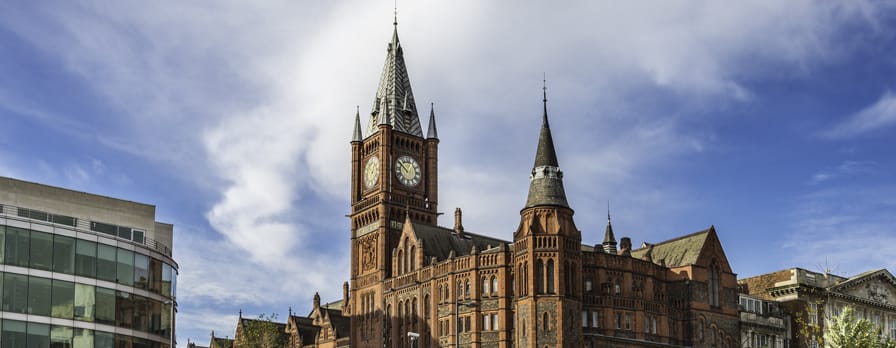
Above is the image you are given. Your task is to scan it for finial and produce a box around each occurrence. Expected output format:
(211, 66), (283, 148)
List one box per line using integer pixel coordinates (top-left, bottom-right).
(542, 74), (549, 126)
(211, 330), (215, 338)
(607, 201), (611, 222)
(393, 0), (398, 27)
(238, 309), (242, 319)
(288, 306), (292, 317)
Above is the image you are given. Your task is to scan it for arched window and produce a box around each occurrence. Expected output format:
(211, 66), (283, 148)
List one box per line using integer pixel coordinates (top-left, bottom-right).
(547, 259), (555, 294)
(709, 261), (721, 307)
(398, 249), (404, 274)
(412, 298), (418, 327)
(409, 245), (415, 271)
(491, 276), (498, 295)
(542, 312), (549, 332)
(535, 259), (545, 294)
(465, 280), (471, 298)
(458, 281), (463, 301)
(482, 277), (489, 296)
(424, 294), (431, 320)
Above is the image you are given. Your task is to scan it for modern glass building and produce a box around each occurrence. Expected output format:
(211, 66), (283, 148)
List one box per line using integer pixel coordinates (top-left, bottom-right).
(0, 177), (177, 348)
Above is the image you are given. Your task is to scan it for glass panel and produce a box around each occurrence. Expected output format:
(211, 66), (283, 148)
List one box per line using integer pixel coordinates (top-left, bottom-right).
(30, 230), (54, 270)
(75, 239), (96, 278)
(133, 336), (151, 348)
(73, 328), (93, 348)
(2, 319), (27, 347)
(116, 291), (134, 328)
(134, 253), (150, 290)
(0, 225), (6, 262)
(161, 264), (173, 298)
(132, 230), (145, 244)
(74, 283), (95, 321)
(161, 301), (172, 338)
(2, 272), (29, 313)
(51, 325), (74, 348)
(53, 235), (76, 274)
(150, 259), (162, 293)
(52, 279), (75, 319)
(27, 322), (51, 348)
(117, 249), (134, 286)
(115, 334), (133, 348)
(117, 227), (132, 240)
(95, 287), (117, 325)
(29, 276), (52, 316)
(94, 331), (115, 348)
(150, 299), (163, 335)
(90, 222), (117, 236)
(132, 295), (150, 332)
(51, 214), (77, 227)
(5, 226), (30, 267)
(96, 244), (117, 282)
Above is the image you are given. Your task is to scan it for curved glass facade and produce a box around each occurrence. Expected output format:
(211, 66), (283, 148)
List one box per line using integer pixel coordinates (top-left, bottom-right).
(0, 214), (177, 348)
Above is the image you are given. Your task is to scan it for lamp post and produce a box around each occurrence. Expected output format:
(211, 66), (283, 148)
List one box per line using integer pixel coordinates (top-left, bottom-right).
(408, 332), (420, 348)
(455, 298), (477, 348)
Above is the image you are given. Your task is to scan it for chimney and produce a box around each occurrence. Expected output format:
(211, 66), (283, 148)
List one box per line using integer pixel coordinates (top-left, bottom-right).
(618, 237), (632, 256)
(454, 207), (465, 236)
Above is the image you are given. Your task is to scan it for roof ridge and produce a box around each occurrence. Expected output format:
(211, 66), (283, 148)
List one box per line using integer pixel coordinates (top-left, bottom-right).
(631, 227), (711, 252)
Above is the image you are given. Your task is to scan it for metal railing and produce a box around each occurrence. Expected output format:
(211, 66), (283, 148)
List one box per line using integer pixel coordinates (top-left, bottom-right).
(0, 203), (173, 257)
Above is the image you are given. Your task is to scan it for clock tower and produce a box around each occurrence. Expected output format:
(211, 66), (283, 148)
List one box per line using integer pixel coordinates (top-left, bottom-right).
(348, 19), (439, 348)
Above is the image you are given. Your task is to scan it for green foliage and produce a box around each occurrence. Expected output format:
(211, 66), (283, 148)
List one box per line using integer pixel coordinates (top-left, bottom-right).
(823, 306), (896, 348)
(238, 313), (286, 348)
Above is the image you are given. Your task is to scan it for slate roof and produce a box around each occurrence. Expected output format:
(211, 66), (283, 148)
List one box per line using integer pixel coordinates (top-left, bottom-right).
(367, 24), (423, 137)
(411, 222), (510, 265)
(290, 315), (320, 345)
(524, 89), (569, 208)
(630, 227), (711, 268)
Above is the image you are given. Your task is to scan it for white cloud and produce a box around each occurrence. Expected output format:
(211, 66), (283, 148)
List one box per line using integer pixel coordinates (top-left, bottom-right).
(807, 160), (879, 185)
(784, 186), (896, 276)
(1, 0), (893, 344)
(822, 91), (896, 139)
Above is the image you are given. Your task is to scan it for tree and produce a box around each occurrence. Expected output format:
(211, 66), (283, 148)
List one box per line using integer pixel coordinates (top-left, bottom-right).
(236, 313), (287, 348)
(823, 306), (896, 348)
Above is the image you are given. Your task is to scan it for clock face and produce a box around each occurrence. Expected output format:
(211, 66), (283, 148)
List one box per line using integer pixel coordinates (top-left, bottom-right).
(364, 156), (379, 189)
(394, 155), (421, 187)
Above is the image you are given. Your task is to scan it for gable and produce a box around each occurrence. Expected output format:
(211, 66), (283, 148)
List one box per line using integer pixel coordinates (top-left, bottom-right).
(830, 270), (896, 306)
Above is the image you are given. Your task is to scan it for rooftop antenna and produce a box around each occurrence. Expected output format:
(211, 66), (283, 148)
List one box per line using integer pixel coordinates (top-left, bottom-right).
(394, 0), (398, 27)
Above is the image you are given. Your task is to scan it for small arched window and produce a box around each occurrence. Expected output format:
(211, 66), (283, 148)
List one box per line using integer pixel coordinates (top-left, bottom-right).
(547, 259), (555, 294)
(409, 245), (416, 271)
(465, 280), (471, 298)
(482, 277), (489, 296)
(542, 312), (549, 332)
(397, 249), (404, 274)
(535, 259), (545, 294)
(491, 276), (498, 295)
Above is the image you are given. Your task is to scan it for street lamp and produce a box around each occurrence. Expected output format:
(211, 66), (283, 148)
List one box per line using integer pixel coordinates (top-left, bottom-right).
(408, 332), (420, 348)
(455, 298), (477, 348)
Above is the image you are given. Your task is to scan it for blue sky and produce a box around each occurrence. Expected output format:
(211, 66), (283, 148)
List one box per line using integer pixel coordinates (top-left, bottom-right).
(2, 1), (896, 346)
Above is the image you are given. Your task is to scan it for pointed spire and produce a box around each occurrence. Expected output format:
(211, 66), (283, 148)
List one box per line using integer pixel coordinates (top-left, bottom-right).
(533, 78), (559, 168)
(367, 16), (423, 137)
(352, 106), (363, 142)
(603, 203), (618, 253)
(525, 80), (568, 208)
(427, 102), (439, 139)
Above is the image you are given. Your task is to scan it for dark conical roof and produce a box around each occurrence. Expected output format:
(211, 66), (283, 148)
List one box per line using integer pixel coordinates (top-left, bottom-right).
(533, 88), (559, 168)
(367, 23), (423, 137)
(427, 103), (438, 139)
(524, 86), (569, 209)
(352, 106), (363, 142)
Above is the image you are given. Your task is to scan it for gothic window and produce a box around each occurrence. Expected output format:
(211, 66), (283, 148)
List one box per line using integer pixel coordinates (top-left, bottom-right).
(464, 280), (471, 298)
(458, 281), (463, 301)
(398, 250), (404, 274)
(491, 276), (498, 295)
(535, 259), (545, 294)
(542, 312), (549, 332)
(585, 279), (592, 292)
(547, 259), (555, 294)
(709, 261), (720, 307)
(482, 277), (489, 296)
(409, 245), (415, 271)
(424, 295), (431, 320)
